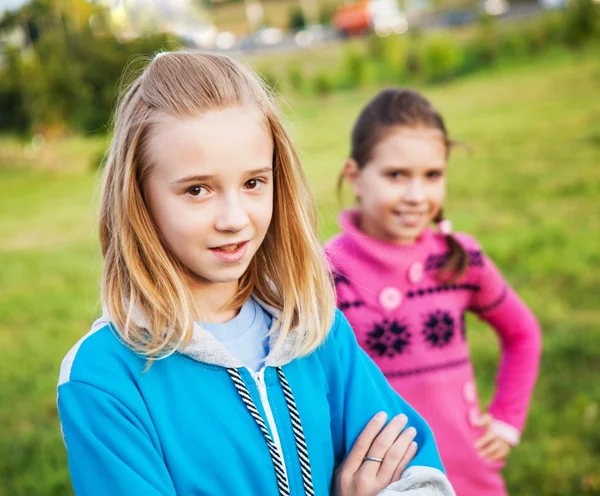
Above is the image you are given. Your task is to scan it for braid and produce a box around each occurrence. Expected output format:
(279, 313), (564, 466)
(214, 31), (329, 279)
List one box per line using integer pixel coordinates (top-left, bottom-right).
(434, 209), (468, 283)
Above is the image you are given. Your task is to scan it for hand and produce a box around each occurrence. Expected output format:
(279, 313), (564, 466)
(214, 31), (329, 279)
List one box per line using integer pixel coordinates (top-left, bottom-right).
(473, 413), (512, 462)
(334, 412), (418, 496)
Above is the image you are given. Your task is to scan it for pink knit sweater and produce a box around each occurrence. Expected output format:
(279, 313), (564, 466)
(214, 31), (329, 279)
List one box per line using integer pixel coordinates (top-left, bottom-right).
(324, 210), (542, 496)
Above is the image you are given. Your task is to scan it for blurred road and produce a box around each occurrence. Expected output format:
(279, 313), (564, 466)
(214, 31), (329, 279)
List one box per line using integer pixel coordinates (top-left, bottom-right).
(217, 1), (545, 56)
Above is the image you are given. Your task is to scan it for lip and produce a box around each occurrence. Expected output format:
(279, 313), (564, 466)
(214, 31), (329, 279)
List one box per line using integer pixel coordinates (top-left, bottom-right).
(392, 211), (427, 228)
(209, 241), (249, 263)
(393, 210), (429, 216)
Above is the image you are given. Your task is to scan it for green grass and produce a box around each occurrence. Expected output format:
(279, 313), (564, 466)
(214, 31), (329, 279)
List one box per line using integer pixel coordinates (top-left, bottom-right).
(1, 46), (599, 495)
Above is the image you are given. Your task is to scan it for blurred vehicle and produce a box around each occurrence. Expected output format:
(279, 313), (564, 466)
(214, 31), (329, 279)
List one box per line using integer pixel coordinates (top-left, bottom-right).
(442, 9), (476, 26)
(483, 0), (509, 16)
(171, 23), (219, 49)
(239, 25), (285, 50)
(215, 31), (237, 50)
(539, 0), (566, 8)
(333, 0), (408, 37)
(294, 23), (333, 47)
(443, 0), (509, 26)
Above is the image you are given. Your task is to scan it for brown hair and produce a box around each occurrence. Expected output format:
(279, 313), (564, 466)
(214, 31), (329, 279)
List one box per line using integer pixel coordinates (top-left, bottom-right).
(339, 88), (468, 282)
(100, 51), (335, 361)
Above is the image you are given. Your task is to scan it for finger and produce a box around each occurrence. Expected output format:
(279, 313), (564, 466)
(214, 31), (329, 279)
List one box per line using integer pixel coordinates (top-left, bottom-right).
(359, 414), (409, 479)
(377, 423), (416, 482)
(344, 412), (388, 474)
(477, 439), (505, 461)
(391, 441), (418, 482)
(474, 429), (496, 450)
(473, 412), (493, 428)
(485, 447), (508, 462)
(477, 441), (499, 460)
(480, 442), (510, 462)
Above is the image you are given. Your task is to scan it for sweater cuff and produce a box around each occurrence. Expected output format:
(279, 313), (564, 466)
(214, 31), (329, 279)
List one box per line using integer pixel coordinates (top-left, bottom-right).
(377, 466), (456, 496)
(490, 419), (521, 446)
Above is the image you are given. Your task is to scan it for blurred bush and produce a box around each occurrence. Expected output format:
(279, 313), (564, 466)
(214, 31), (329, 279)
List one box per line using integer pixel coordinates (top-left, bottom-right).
(0, 0), (177, 136)
(287, 64), (305, 93)
(339, 46), (368, 89)
(312, 70), (334, 96)
(422, 35), (462, 83)
(288, 6), (306, 31)
(0, 47), (28, 133)
(564, 0), (600, 47)
(1, 0), (599, 115)
(318, 4), (336, 27)
(299, 0), (599, 98)
(500, 27), (531, 60)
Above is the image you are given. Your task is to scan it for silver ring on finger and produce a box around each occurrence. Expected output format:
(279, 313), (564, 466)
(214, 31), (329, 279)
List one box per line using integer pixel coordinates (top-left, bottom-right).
(364, 456), (384, 463)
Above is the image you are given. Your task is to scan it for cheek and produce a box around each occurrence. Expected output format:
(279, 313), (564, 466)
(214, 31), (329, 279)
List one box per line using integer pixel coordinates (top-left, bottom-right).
(432, 180), (447, 206)
(150, 196), (207, 246)
(253, 195), (274, 235)
(361, 176), (402, 206)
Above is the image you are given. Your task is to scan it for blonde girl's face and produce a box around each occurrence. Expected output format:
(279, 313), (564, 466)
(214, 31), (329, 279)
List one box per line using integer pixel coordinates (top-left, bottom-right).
(145, 106), (274, 290)
(345, 127), (447, 244)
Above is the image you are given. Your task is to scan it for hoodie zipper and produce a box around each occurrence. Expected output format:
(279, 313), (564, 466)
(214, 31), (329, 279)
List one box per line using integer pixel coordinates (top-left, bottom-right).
(250, 368), (289, 484)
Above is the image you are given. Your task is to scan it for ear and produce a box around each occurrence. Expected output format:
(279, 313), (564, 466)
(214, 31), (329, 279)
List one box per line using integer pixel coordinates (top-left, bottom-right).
(343, 158), (362, 198)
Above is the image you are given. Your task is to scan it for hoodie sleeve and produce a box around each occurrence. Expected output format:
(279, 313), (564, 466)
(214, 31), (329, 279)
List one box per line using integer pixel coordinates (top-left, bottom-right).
(58, 381), (177, 496)
(321, 310), (455, 496)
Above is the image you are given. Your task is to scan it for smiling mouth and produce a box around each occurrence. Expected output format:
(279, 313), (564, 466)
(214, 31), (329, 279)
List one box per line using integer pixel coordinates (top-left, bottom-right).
(393, 210), (428, 216)
(211, 242), (247, 252)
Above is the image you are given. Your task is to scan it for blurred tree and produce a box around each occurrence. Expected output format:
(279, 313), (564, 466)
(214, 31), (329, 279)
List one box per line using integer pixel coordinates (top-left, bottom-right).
(288, 6), (307, 30)
(0, 47), (28, 133)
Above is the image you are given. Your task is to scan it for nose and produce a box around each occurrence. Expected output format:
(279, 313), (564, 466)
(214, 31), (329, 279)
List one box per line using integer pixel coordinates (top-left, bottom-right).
(214, 193), (250, 233)
(403, 178), (426, 204)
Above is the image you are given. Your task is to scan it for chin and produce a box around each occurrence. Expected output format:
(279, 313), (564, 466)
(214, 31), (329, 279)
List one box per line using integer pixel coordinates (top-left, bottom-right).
(209, 269), (248, 284)
(394, 226), (425, 242)
(188, 263), (249, 286)
(222, 262), (254, 280)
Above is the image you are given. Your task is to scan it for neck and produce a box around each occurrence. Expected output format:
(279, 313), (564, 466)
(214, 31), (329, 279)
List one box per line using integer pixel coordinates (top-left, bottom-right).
(186, 276), (241, 324)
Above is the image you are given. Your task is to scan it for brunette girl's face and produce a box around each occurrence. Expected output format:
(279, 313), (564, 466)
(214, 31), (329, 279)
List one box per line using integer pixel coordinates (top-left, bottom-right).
(144, 106), (274, 291)
(345, 127), (447, 244)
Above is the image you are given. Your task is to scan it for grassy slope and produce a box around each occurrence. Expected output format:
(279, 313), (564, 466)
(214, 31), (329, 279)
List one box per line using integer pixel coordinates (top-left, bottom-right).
(0, 46), (599, 495)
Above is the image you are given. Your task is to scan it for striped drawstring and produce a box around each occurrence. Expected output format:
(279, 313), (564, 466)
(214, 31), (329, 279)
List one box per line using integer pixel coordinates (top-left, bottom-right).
(227, 367), (315, 496)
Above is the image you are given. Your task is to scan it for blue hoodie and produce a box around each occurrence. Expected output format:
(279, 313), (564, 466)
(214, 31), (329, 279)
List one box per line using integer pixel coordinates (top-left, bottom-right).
(57, 304), (455, 495)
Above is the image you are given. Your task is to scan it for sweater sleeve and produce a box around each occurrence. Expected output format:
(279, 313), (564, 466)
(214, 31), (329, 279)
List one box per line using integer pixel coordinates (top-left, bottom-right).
(469, 250), (542, 443)
(323, 310), (455, 496)
(58, 381), (177, 495)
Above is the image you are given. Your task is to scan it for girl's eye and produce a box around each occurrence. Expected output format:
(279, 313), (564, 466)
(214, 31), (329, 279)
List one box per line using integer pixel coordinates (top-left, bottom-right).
(387, 171), (408, 179)
(245, 178), (265, 190)
(426, 170), (444, 179)
(187, 185), (208, 197)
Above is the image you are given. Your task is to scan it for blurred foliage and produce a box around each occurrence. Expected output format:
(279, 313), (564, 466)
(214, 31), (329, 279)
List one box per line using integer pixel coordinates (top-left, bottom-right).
(287, 5), (307, 31)
(2, 0), (599, 127)
(287, 64), (305, 92)
(564, 0), (600, 46)
(281, 0), (599, 96)
(318, 3), (337, 26)
(312, 70), (334, 96)
(0, 0), (179, 136)
(422, 35), (463, 82)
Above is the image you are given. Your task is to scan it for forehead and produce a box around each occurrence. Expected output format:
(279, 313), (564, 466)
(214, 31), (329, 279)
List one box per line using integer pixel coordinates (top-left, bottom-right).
(370, 127), (447, 167)
(147, 106), (273, 179)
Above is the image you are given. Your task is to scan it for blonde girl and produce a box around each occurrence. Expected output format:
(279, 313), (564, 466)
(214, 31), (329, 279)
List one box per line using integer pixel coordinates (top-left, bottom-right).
(57, 53), (455, 496)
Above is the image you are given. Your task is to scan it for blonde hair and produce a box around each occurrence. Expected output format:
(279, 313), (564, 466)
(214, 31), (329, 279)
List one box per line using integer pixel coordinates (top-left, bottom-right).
(100, 51), (335, 361)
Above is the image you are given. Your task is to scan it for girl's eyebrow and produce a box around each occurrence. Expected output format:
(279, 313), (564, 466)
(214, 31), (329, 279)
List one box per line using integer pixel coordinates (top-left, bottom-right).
(172, 167), (273, 185)
(382, 163), (445, 170)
